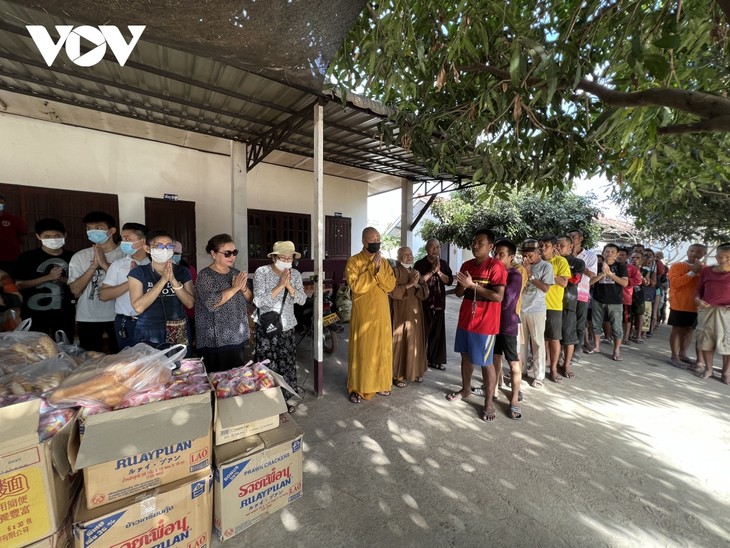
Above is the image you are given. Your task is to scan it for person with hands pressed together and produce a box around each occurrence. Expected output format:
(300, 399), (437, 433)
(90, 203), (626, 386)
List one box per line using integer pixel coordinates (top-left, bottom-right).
(694, 242), (730, 382)
(519, 239), (554, 388)
(391, 246), (429, 388)
(100, 222), (150, 350)
(196, 234), (253, 372)
(68, 211), (124, 352)
(128, 230), (194, 355)
(446, 229), (506, 423)
(254, 241), (306, 411)
(589, 244), (629, 361)
(539, 236), (572, 383)
(346, 227), (397, 404)
(414, 238), (454, 371)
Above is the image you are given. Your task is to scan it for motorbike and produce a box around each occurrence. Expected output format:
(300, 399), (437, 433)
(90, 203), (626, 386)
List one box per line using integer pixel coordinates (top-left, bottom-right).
(294, 285), (344, 354)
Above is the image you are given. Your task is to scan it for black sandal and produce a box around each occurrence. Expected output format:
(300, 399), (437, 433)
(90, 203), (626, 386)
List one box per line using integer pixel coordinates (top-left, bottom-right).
(349, 392), (362, 404)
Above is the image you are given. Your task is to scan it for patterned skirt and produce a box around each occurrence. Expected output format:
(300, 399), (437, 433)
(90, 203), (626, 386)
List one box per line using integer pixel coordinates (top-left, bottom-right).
(254, 324), (298, 401)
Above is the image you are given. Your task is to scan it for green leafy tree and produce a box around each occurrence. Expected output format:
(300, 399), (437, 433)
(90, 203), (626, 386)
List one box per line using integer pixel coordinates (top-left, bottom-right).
(419, 189), (601, 249)
(329, 1), (730, 241)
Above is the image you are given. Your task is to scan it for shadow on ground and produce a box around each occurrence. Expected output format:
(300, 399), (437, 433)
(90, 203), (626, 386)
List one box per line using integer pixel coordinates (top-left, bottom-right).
(218, 296), (730, 548)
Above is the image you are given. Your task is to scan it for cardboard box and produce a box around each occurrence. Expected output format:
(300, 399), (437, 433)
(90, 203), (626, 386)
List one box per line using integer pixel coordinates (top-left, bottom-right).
(83, 430), (212, 509)
(213, 370), (297, 445)
(68, 392), (212, 471)
(213, 415), (303, 541)
(73, 471), (212, 548)
(27, 515), (72, 547)
(0, 400), (78, 548)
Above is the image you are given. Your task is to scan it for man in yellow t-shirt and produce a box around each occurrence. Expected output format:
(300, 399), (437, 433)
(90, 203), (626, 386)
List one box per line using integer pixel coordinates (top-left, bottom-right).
(539, 236), (571, 383)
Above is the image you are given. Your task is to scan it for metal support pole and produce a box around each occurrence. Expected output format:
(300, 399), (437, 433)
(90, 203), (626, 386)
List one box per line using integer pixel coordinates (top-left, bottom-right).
(313, 102), (325, 396)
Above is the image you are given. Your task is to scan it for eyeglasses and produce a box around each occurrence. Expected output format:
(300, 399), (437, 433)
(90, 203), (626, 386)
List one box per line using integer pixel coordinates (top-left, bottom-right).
(152, 243), (175, 250)
(216, 249), (239, 258)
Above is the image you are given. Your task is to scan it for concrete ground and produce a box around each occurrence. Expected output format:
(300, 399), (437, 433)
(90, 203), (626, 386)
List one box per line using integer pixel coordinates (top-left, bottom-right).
(218, 295), (730, 547)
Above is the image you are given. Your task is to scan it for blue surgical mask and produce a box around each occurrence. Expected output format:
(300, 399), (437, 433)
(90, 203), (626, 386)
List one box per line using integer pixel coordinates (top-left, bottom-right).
(172, 254), (182, 265)
(119, 241), (136, 255)
(87, 229), (110, 244)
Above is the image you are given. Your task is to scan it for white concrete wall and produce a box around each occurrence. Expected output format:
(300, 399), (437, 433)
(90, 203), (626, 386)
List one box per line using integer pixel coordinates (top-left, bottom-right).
(0, 113), (369, 264)
(247, 162), (368, 255)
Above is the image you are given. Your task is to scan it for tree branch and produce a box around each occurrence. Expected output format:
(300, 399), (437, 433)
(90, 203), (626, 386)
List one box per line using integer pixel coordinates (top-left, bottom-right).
(657, 115), (730, 134)
(460, 64), (730, 123)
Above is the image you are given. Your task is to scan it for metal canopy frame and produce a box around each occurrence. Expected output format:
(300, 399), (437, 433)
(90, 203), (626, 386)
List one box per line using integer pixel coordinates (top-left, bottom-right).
(0, 6), (476, 189)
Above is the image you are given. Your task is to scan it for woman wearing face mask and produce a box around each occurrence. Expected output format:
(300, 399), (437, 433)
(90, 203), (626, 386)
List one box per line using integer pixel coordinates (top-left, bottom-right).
(195, 234), (252, 372)
(128, 230), (195, 355)
(253, 241), (306, 412)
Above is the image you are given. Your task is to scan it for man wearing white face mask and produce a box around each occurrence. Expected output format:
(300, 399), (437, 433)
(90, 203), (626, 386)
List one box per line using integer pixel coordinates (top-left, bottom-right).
(391, 246), (429, 388)
(68, 211), (123, 352)
(100, 222), (150, 350)
(14, 218), (76, 340)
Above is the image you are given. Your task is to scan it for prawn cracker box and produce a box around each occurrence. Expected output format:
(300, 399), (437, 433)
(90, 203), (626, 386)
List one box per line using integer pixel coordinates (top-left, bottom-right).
(213, 414), (303, 541)
(0, 399), (79, 548)
(213, 369), (298, 445)
(68, 392), (212, 471)
(73, 470), (212, 548)
(82, 429), (211, 509)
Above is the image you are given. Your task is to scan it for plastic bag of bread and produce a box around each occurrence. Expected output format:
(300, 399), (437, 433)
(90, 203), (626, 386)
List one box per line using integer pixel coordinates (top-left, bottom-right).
(47, 343), (186, 410)
(0, 330), (61, 375)
(0, 352), (77, 398)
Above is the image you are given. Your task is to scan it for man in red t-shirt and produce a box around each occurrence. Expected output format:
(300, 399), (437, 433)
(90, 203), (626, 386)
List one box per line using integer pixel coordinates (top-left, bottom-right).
(446, 229), (507, 423)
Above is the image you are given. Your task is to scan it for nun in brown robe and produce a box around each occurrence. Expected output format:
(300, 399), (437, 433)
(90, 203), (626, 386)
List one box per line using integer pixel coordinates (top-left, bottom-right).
(391, 247), (429, 386)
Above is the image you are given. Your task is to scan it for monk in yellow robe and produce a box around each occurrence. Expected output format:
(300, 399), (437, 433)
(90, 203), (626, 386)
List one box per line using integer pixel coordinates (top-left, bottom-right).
(346, 227), (396, 403)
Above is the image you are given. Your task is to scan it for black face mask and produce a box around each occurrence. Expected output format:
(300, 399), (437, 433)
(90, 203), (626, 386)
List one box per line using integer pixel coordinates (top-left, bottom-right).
(366, 242), (381, 254)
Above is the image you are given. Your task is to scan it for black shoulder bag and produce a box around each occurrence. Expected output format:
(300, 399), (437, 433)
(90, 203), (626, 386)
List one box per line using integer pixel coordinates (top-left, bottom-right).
(259, 290), (288, 337)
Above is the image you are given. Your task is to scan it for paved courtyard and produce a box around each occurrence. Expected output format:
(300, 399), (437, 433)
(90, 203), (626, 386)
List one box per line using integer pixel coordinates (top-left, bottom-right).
(219, 295), (730, 547)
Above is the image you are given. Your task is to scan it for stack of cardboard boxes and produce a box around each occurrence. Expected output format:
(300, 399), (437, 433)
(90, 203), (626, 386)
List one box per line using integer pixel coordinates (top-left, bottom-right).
(211, 371), (303, 542)
(1, 363), (304, 547)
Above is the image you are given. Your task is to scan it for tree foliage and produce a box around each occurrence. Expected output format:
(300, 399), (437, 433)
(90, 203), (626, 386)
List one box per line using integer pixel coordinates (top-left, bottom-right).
(329, 0), (730, 241)
(420, 189), (601, 250)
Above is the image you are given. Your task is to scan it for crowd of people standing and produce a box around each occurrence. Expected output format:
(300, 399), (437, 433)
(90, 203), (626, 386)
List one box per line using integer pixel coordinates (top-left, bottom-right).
(345, 226), (730, 422)
(1, 194), (728, 420)
(0, 204), (305, 413)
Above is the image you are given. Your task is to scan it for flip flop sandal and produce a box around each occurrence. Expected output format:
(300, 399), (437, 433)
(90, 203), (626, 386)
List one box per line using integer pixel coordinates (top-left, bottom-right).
(531, 380), (544, 389)
(563, 370), (576, 379)
(287, 405), (296, 414)
(446, 391), (467, 402)
(435, 364), (446, 370)
(393, 379), (407, 388)
(669, 359), (687, 370)
(481, 408), (497, 422)
(549, 373), (563, 383)
(415, 377), (424, 383)
(612, 354), (623, 362)
(507, 405), (522, 420)
(349, 392), (362, 404)
(377, 391), (391, 396)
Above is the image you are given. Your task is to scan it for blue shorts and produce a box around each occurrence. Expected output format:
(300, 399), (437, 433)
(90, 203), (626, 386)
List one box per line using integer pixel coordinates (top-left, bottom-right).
(454, 328), (496, 367)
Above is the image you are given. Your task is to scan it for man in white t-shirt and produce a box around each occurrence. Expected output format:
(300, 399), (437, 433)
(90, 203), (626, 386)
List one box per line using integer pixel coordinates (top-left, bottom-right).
(100, 222), (150, 350)
(568, 229), (597, 357)
(68, 211), (124, 352)
(519, 239), (555, 388)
